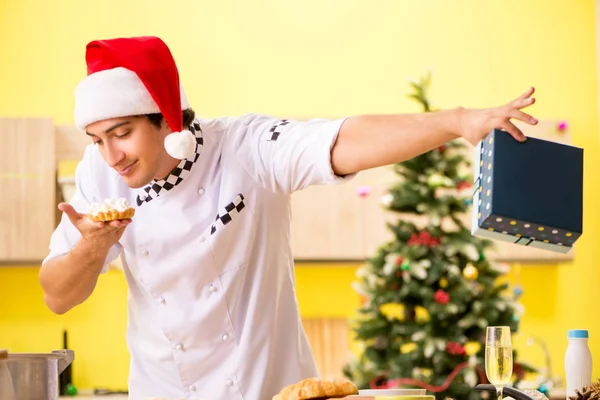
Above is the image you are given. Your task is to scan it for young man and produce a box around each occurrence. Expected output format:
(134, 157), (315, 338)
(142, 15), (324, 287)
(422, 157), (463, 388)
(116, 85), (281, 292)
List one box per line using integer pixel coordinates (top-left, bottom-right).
(39, 36), (537, 400)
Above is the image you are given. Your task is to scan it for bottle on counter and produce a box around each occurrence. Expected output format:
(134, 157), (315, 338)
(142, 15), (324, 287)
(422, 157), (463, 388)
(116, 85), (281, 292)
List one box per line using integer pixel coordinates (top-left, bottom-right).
(564, 329), (593, 400)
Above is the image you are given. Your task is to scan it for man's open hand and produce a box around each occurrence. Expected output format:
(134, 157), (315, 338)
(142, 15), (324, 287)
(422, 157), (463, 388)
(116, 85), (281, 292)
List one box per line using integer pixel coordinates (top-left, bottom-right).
(58, 203), (130, 249)
(458, 87), (538, 146)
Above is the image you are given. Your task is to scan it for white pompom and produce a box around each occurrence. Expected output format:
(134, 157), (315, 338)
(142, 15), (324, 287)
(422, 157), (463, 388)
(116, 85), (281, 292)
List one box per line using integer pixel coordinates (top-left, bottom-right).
(164, 130), (196, 159)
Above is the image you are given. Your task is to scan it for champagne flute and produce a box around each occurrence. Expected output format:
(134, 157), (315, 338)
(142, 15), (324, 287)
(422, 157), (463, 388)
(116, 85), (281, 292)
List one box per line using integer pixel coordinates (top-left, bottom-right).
(485, 326), (513, 400)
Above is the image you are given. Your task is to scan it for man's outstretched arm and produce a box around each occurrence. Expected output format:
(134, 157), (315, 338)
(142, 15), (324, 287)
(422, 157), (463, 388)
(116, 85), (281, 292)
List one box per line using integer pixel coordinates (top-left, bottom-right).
(331, 87), (537, 175)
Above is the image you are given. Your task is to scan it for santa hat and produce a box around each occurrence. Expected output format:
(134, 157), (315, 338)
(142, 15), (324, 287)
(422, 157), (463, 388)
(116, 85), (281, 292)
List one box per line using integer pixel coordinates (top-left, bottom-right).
(74, 36), (196, 159)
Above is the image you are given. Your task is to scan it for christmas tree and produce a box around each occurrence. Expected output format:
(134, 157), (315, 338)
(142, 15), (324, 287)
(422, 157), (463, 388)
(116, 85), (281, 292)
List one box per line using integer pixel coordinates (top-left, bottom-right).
(343, 73), (536, 400)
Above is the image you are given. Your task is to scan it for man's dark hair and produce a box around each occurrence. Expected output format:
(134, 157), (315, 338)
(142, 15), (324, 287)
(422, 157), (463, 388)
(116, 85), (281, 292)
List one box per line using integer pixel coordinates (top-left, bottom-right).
(146, 108), (196, 130)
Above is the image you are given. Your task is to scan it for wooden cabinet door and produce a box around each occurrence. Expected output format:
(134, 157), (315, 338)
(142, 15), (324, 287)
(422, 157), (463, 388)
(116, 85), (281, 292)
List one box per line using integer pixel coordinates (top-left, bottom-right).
(291, 165), (397, 260)
(0, 118), (56, 263)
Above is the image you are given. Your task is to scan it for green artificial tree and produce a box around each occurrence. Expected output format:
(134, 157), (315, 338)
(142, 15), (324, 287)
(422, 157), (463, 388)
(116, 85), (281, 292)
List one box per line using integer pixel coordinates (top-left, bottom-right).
(343, 73), (536, 400)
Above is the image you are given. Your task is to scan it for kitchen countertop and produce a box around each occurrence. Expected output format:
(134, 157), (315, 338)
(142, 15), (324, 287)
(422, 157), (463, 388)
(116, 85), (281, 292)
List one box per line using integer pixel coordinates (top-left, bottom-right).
(59, 394), (129, 400)
(549, 387), (566, 400)
(57, 387), (568, 400)
(59, 397), (128, 400)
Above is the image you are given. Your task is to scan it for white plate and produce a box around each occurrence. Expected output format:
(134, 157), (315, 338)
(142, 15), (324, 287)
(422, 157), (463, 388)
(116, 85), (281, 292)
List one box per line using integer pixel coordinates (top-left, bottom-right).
(358, 389), (427, 396)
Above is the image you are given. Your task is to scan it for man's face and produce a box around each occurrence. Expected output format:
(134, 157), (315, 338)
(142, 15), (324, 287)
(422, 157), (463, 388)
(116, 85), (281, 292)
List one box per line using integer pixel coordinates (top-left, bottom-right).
(85, 116), (178, 188)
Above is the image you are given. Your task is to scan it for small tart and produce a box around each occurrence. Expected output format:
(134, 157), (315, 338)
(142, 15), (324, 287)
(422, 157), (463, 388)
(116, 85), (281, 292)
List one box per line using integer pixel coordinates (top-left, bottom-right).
(88, 207), (135, 222)
(87, 198), (135, 222)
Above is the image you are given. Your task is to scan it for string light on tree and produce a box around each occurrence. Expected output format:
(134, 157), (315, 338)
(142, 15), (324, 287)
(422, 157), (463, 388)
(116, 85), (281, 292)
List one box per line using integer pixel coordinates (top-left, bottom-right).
(381, 192), (393, 207)
(401, 259), (410, 271)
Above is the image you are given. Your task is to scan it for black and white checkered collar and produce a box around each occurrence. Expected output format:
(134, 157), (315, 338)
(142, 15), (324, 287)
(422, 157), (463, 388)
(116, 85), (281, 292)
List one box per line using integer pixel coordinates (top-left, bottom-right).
(136, 122), (204, 207)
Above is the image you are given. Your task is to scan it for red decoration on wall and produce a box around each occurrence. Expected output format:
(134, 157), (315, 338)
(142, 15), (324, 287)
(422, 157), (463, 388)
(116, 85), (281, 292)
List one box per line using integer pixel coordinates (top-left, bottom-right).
(557, 121), (568, 132)
(356, 186), (371, 198)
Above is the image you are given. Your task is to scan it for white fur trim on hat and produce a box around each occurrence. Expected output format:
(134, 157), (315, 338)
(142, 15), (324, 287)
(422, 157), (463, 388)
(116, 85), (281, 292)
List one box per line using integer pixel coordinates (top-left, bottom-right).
(74, 67), (190, 130)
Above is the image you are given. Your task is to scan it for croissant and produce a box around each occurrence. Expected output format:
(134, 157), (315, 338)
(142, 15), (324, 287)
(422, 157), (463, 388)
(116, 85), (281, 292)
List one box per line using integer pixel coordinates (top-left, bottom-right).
(272, 377), (359, 400)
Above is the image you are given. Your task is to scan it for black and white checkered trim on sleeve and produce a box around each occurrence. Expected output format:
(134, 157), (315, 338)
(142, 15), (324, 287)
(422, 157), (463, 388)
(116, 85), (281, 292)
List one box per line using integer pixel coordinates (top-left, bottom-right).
(136, 122), (204, 207)
(210, 193), (245, 235)
(267, 119), (290, 141)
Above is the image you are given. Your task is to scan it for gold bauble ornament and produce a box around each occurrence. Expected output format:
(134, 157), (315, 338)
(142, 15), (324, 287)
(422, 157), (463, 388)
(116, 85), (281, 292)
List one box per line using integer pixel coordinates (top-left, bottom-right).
(379, 302), (405, 321)
(463, 264), (479, 280)
(464, 341), (481, 356)
(414, 305), (431, 323)
(400, 342), (417, 354)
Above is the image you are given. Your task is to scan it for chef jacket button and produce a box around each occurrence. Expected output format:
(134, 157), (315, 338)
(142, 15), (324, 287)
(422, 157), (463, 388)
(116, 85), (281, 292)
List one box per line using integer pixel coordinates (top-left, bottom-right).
(200, 236), (206, 243)
(158, 296), (166, 304)
(209, 284), (217, 293)
(198, 187), (205, 195)
(174, 343), (184, 351)
(226, 378), (233, 386)
(142, 249), (149, 256)
(222, 333), (229, 341)
(189, 385), (196, 392)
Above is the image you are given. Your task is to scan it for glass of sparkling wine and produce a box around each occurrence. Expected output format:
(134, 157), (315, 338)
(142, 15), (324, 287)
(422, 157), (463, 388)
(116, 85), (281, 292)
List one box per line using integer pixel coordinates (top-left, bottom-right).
(485, 326), (513, 400)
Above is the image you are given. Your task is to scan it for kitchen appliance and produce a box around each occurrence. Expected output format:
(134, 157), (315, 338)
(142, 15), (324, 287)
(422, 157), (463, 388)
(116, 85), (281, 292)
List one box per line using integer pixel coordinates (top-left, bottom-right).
(0, 348), (74, 400)
(59, 330), (74, 396)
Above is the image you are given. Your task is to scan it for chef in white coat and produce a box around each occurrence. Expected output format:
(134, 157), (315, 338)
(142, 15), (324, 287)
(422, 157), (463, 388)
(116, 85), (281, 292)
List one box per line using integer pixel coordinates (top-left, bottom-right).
(39, 36), (538, 400)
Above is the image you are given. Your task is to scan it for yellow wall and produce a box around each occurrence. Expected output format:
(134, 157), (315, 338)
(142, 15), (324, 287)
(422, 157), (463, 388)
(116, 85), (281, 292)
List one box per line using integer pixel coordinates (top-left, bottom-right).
(1, 0), (599, 392)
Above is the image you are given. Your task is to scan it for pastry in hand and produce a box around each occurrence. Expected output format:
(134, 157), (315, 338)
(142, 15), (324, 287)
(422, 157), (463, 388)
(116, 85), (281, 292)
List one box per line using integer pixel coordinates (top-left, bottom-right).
(87, 198), (135, 222)
(273, 377), (358, 400)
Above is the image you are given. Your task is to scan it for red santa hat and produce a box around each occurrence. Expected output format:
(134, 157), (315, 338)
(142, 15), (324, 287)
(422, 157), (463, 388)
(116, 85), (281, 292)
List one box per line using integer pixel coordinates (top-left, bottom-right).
(74, 36), (196, 159)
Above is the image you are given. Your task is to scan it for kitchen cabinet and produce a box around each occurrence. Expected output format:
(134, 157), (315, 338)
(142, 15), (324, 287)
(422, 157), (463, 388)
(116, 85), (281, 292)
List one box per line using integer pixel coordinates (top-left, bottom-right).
(290, 165), (397, 260)
(0, 118), (56, 263)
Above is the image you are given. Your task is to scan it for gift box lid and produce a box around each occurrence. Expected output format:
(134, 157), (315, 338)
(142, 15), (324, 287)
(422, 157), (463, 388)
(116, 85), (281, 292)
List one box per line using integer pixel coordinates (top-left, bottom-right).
(472, 129), (583, 249)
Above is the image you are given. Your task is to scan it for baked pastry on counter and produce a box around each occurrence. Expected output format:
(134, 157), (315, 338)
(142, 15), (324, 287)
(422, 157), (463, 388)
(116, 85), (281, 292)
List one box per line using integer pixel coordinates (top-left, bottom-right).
(272, 377), (358, 400)
(87, 198), (135, 222)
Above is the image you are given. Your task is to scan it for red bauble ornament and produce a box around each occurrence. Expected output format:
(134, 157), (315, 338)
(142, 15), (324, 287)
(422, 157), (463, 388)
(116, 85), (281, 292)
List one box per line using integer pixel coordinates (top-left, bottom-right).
(408, 232), (441, 247)
(434, 289), (450, 304)
(456, 181), (472, 191)
(446, 341), (466, 355)
(514, 362), (526, 380)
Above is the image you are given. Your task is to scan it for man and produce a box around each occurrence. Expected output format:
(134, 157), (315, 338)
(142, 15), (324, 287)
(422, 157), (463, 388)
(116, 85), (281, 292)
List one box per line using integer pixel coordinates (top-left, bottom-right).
(39, 36), (537, 400)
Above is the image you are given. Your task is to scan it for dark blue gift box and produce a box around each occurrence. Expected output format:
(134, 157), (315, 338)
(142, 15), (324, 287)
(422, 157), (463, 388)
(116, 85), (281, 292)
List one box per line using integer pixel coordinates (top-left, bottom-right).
(471, 129), (584, 253)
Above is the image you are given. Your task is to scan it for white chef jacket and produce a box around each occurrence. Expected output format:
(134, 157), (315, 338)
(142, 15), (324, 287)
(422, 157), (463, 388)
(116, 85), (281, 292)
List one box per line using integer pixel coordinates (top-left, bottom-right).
(43, 113), (354, 400)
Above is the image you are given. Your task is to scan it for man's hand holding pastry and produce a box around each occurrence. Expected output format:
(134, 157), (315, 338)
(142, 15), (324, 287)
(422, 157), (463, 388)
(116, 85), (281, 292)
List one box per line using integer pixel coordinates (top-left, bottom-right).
(58, 198), (134, 250)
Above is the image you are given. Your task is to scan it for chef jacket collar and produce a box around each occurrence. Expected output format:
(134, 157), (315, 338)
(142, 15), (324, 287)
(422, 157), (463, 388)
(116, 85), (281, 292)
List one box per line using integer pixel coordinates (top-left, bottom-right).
(135, 122), (204, 207)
